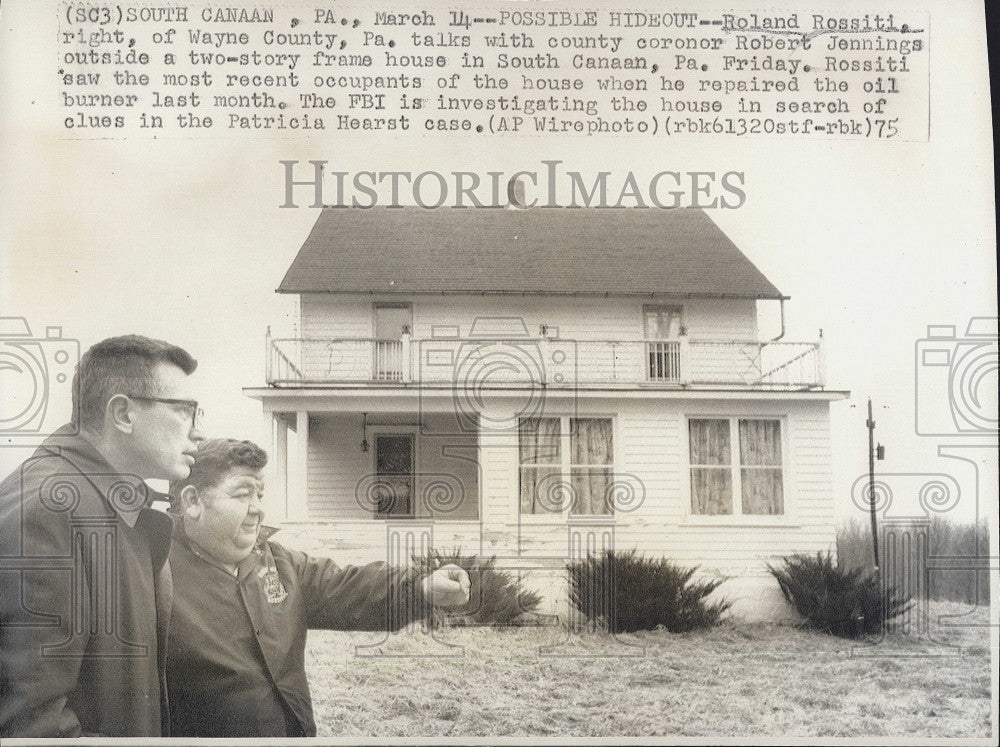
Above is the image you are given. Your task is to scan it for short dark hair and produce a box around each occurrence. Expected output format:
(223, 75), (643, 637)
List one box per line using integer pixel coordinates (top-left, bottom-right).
(73, 335), (197, 429)
(169, 438), (268, 508)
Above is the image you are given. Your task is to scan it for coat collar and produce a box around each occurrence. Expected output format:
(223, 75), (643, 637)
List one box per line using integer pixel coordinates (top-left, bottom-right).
(257, 524), (280, 544)
(36, 424), (153, 529)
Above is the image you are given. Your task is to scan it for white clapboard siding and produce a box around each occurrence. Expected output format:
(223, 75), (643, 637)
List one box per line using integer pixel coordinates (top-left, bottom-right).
(280, 294), (835, 619)
(299, 398), (836, 579)
(290, 295), (768, 385)
(300, 296), (373, 338)
(275, 522), (489, 568)
(305, 415), (371, 520)
(299, 294), (757, 342)
(297, 297), (376, 380)
(496, 398), (834, 570)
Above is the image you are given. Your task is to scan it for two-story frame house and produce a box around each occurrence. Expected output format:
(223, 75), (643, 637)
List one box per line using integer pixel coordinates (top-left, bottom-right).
(245, 206), (848, 620)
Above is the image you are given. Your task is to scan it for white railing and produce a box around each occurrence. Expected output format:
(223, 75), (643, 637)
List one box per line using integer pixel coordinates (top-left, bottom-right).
(647, 341), (682, 382)
(687, 340), (824, 388)
(374, 339), (403, 381)
(267, 336), (825, 389)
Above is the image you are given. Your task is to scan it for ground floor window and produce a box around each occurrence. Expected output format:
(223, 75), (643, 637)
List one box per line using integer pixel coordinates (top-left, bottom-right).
(688, 418), (784, 516)
(519, 417), (614, 516)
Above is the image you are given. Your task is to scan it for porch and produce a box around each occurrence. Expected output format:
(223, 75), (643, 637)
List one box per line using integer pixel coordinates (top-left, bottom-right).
(257, 406), (624, 582)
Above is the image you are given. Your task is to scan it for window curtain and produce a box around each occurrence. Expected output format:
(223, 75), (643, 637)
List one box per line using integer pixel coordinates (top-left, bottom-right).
(645, 306), (683, 338)
(689, 419), (733, 514)
(519, 418), (561, 514)
(739, 419), (783, 514)
(570, 418), (613, 515)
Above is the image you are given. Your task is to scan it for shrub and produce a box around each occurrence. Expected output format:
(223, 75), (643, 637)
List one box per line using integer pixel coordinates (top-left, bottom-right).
(566, 549), (731, 633)
(411, 547), (542, 627)
(768, 551), (912, 638)
(836, 517), (990, 605)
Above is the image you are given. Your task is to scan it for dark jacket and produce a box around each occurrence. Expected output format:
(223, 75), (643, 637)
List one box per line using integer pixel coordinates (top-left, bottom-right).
(166, 522), (426, 737)
(0, 426), (174, 737)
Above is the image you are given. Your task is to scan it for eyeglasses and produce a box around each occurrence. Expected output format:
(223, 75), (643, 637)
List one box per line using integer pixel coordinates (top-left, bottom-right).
(126, 395), (203, 428)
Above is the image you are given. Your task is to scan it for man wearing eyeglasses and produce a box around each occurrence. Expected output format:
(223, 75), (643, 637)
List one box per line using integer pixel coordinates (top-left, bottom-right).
(0, 335), (204, 737)
(165, 438), (471, 737)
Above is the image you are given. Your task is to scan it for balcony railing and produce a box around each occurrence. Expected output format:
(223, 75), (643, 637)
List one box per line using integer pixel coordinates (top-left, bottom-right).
(266, 334), (826, 390)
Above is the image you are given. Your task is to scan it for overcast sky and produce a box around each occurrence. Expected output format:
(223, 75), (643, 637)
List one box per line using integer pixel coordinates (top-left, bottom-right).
(2, 0), (996, 525)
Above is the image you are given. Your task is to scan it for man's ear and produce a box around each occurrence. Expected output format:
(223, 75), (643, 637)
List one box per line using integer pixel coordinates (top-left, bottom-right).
(106, 394), (134, 434)
(180, 484), (203, 520)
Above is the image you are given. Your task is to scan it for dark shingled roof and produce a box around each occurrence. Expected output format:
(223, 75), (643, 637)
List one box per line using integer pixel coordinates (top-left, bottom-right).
(277, 207), (785, 299)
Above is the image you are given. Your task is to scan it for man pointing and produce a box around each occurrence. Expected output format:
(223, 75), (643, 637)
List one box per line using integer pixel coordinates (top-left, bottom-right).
(165, 438), (470, 737)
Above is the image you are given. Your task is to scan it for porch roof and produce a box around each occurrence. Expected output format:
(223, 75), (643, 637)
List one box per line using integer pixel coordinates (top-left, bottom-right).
(243, 386), (850, 404)
(277, 207), (786, 299)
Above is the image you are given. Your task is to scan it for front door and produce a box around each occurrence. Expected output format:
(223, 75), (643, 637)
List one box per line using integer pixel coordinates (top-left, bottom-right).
(374, 434), (414, 518)
(644, 305), (683, 381)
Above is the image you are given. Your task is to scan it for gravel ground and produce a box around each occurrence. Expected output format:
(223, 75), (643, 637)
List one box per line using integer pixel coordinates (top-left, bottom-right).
(305, 600), (995, 740)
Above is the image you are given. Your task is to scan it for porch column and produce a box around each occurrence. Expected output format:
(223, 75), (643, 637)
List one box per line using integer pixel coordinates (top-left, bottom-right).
(816, 332), (827, 388)
(261, 412), (280, 520)
(477, 403), (519, 561)
(678, 335), (692, 385)
(275, 415), (289, 520)
(288, 411), (309, 521)
(400, 330), (412, 383)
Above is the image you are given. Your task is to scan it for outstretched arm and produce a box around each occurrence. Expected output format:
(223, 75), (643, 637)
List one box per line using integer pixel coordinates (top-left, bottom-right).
(285, 547), (469, 630)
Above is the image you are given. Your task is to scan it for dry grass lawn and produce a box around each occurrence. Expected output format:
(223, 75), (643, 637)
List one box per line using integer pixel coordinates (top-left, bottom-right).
(305, 600), (995, 740)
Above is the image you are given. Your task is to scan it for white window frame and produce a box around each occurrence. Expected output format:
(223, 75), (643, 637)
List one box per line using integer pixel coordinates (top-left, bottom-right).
(518, 415), (618, 521)
(683, 415), (796, 526)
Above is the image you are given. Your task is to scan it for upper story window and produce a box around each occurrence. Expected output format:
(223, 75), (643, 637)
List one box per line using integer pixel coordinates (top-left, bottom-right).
(373, 303), (411, 381)
(688, 418), (784, 516)
(644, 305), (683, 381)
(519, 417), (614, 516)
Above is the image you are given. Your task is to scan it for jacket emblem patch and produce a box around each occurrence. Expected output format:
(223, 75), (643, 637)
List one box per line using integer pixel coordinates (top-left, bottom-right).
(259, 567), (288, 604)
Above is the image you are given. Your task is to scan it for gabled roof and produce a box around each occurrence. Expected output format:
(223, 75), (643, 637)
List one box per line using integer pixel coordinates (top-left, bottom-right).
(277, 207), (785, 299)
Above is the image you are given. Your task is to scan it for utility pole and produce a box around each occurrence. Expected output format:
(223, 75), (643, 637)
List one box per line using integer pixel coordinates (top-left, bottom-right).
(866, 397), (885, 571)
